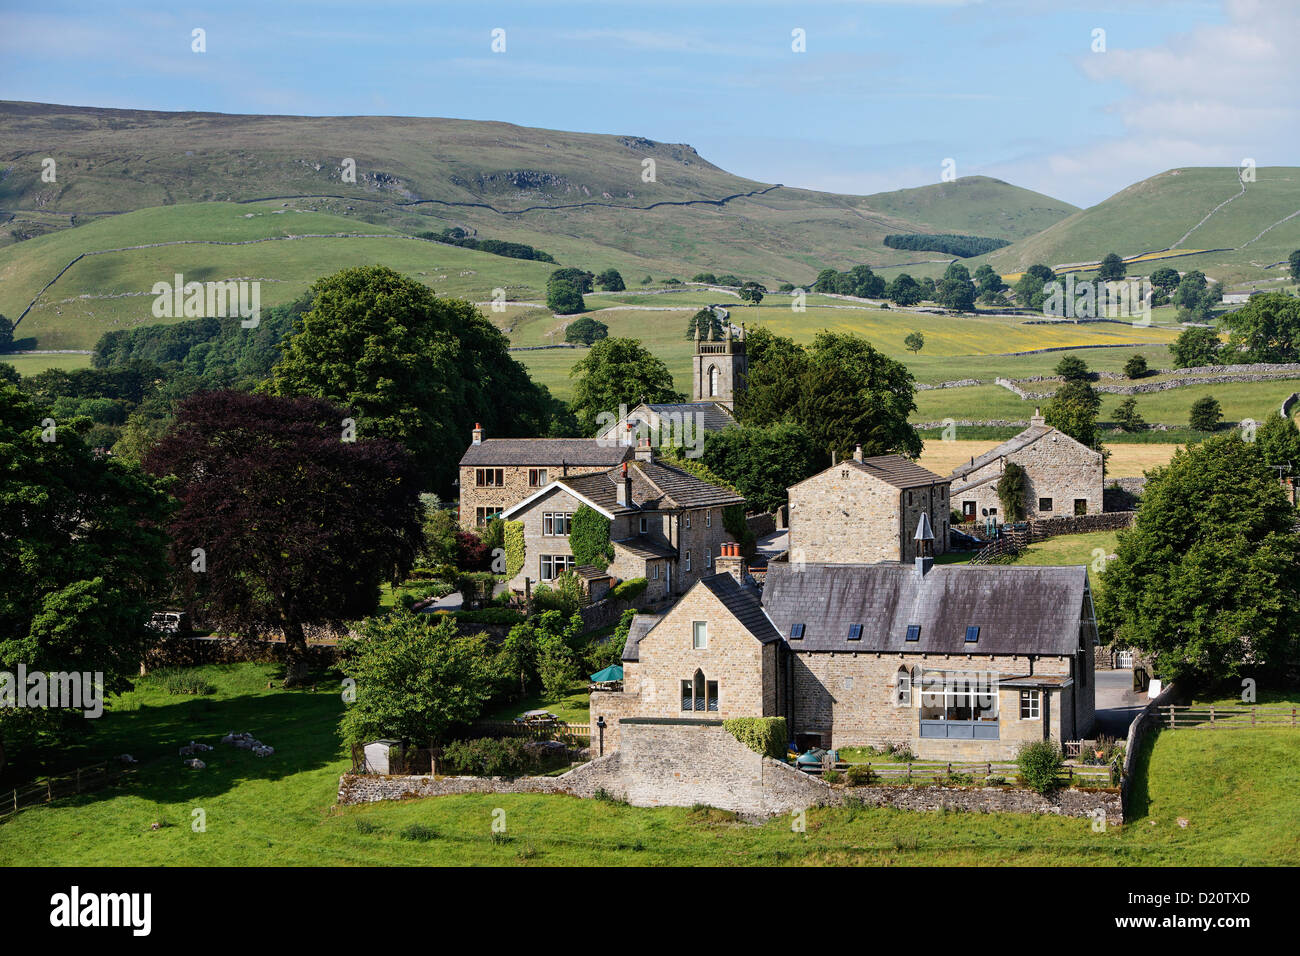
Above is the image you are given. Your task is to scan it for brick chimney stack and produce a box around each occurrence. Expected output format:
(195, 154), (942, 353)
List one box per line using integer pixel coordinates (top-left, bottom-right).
(471, 423), (484, 445)
(616, 461), (632, 507)
(715, 541), (747, 584)
(635, 437), (654, 463)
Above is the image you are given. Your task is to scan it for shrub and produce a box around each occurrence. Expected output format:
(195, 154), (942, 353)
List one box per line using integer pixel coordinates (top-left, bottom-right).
(822, 770), (843, 784)
(440, 737), (531, 777)
(1123, 354), (1149, 379)
(945, 771), (975, 786)
(531, 571), (585, 616)
(1189, 395), (1223, 431)
(153, 668), (215, 696)
(845, 764), (876, 786)
(1017, 740), (1064, 794)
(396, 591), (417, 611)
(722, 717), (788, 759)
(399, 824), (437, 842)
(984, 775), (1007, 786)
(996, 461), (1028, 521)
(455, 570), (497, 608)
(355, 819), (381, 834)
(610, 577), (647, 602)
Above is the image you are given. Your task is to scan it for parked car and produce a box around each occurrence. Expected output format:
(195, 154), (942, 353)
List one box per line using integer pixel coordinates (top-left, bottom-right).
(147, 611), (191, 635)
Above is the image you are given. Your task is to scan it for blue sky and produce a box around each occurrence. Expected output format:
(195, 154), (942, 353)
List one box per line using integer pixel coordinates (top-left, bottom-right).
(2, 0), (1295, 207)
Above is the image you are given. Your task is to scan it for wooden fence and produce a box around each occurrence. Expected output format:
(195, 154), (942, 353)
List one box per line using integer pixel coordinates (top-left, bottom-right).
(0, 760), (130, 821)
(459, 721), (592, 746)
(1161, 705), (1299, 729)
(801, 759), (1114, 787)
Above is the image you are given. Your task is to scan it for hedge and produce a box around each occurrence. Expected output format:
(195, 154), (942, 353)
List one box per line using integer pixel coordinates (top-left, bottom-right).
(723, 717), (788, 760)
(610, 577), (647, 602)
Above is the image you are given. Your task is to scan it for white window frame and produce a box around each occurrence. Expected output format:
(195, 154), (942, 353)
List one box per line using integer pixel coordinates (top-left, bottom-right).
(639, 516), (648, 534)
(685, 514), (691, 530)
(684, 550), (692, 571)
(705, 548), (712, 568)
(692, 621), (707, 649)
(1019, 690), (1040, 720)
(705, 510), (712, 528)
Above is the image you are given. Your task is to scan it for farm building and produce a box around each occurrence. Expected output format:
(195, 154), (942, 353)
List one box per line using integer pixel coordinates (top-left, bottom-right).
(948, 411), (1103, 521)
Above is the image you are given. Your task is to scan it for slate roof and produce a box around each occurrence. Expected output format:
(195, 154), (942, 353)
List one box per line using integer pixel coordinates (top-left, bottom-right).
(852, 455), (949, 489)
(459, 438), (632, 468)
(949, 425), (1062, 480)
(552, 460), (744, 515)
(790, 454), (947, 492)
(621, 613), (663, 662)
(613, 537), (678, 560)
(622, 573), (779, 661)
(594, 402), (736, 441)
(761, 562), (1088, 657)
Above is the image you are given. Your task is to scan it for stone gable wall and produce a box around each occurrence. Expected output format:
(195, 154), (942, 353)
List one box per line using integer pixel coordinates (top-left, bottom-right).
(459, 462), (611, 531)
(952, 430), (1102, 520)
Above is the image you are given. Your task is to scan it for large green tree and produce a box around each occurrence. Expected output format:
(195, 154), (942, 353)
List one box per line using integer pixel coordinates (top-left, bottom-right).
(1219, 291), (1300, 363)
(1170, 325), (1223, 368)
(1097, 433), (1300, 682)
(569, 337), (683, 434)
(698, 421), (827, 513)
(269, 266), (565, 492)
(936, 262), (977, 312)
(1044, 379), (1101, 447)
(1097, 252), (1126, 282)
(0, 386), (170, 772)
(734, 327), (808, 426)
(338, 611), (497, 747)
(1255, 413), (1300, 473)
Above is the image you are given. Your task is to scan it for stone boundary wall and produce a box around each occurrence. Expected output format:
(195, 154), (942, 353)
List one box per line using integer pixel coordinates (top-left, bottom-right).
(916, 379), (980, 391)
(1120, 681), (1179, 816)
(745, 512), (777, 537)
(340, 719), (1124, 822)
(144, 635), (340, 670)
(1029, 511), (1135, 539)
(1282, 392), (1299, 418)
(578, 590), (662, 632)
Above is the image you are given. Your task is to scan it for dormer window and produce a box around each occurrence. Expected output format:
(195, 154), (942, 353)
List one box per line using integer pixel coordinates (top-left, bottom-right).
(790, 623), (805, 640)
(965, 626), (980, 644)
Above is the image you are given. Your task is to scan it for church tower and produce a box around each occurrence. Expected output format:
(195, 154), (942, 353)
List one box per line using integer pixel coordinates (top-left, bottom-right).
(692, 317), (747, 409)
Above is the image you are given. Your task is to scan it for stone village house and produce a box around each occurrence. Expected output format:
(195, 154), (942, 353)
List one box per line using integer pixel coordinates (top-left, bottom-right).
(592, 530), (1098, 760)
(948, 411), (1104, 521)
(499, 442), (745, 601)
(787, 450), (951, 564)
(456, 424), (632, 530)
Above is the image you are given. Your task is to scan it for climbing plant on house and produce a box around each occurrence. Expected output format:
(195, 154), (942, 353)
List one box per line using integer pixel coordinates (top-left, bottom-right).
(569, 505), (614, 569)
(503, 520), (526, 578)
(996, 462), (1028, 521)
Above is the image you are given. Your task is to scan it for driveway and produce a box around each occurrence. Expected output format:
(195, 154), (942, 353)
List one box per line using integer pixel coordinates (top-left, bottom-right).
(1094, 668), (1147, 738)
(756, 528), (787, 557)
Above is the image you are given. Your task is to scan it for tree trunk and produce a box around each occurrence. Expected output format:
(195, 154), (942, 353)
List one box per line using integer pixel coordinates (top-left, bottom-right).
(282, 619), (310, 687)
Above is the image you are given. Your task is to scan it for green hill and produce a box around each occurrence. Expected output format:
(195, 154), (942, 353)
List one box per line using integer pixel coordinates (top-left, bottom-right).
(0, 101), (1076, 289)
(972, 167), (1300, 289)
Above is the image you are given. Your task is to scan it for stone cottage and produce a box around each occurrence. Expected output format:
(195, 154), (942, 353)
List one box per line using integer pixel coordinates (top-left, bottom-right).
(592, 535), (1097, 760)
(787, 449), (950, 564)
(456, 424), (632, 529)
(498, 441), (744, 601)
(949, 411), (1103, 521)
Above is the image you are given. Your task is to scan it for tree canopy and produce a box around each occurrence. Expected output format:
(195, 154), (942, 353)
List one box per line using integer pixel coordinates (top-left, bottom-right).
(145, 390), (424, 682)
(1219, 292), (1300, 363)
(569, 337), (683, 435)
(0, 385), (170, 770)
(1096, 433), (1300, 683)
(269, 266), (566, 492)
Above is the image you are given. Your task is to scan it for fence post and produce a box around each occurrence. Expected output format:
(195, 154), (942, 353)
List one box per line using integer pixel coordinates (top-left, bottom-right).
(46, 778), (53, 802)
(1209, 706), (1214, 727)
(1292, 708), (1296, 727)
(1169, 705), (1176, 729)
(1252, 708), (1257, 727)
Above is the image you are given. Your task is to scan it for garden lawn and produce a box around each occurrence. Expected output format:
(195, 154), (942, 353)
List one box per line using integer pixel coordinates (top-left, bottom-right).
(2, 664), (1298, 866)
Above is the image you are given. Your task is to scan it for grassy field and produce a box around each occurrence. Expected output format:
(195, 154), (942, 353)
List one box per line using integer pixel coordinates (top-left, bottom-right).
(1, 663), (1295, 866)
(943, 530), (1119, 594)
(0, 352), (94, 375)
(0, 202), (560, 350)
(914, 378), (1300, 428)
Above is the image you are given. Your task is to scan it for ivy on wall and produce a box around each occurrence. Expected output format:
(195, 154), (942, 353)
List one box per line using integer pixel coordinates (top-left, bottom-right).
(503, 520), (526, 579)
(569, 505), (614, 569)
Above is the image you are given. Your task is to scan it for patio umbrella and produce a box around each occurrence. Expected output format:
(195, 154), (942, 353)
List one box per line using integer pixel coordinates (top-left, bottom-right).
(589, 665), (624, 682)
